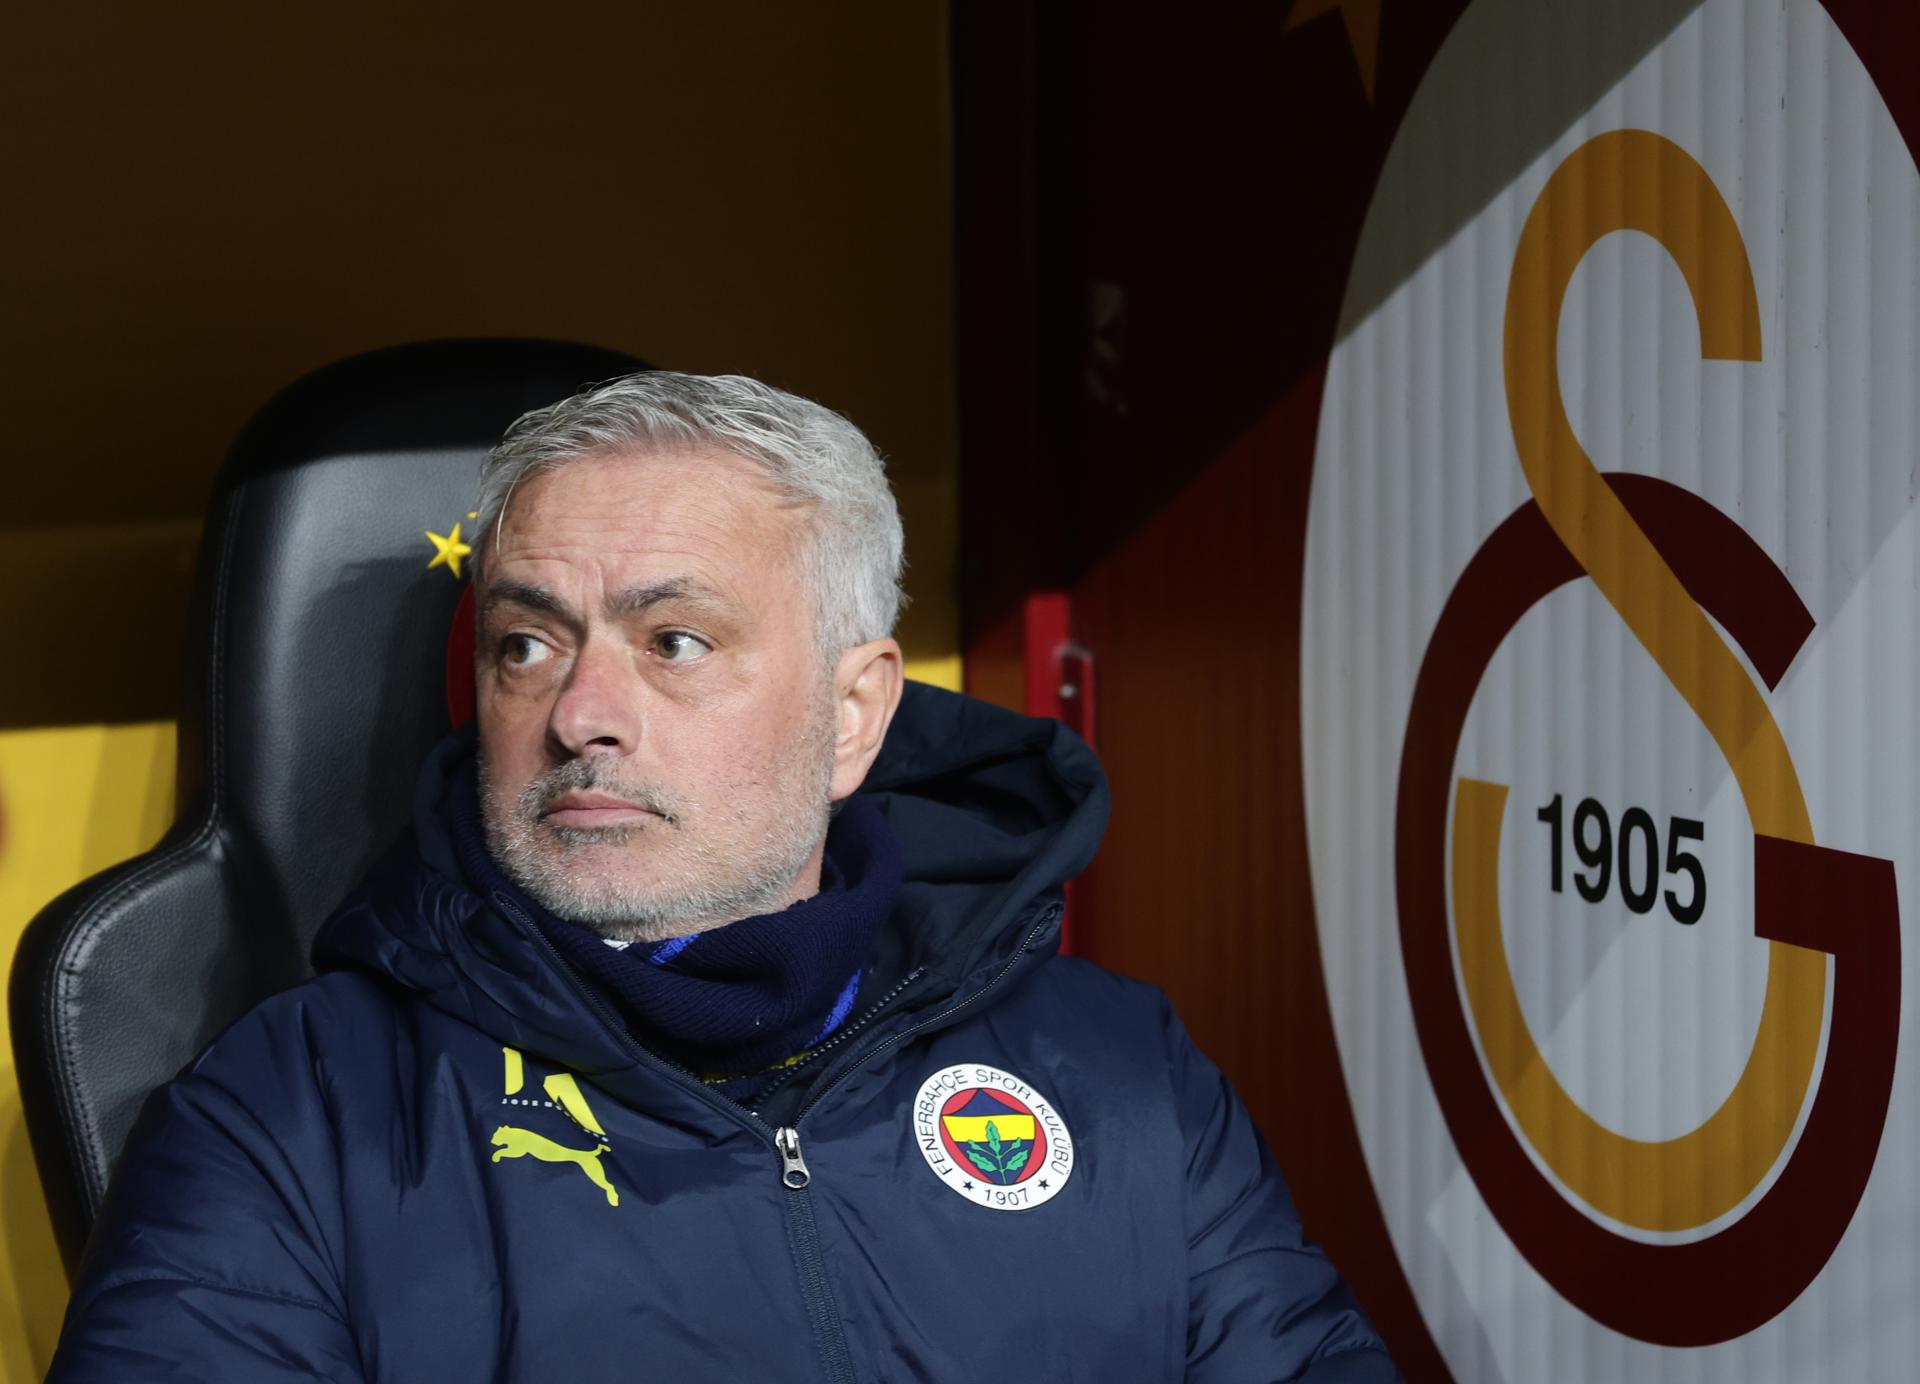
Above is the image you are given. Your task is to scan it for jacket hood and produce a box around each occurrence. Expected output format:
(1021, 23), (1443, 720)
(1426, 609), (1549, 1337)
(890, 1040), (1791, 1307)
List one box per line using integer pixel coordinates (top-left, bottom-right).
(858, 681), (1109, 995)
(312, 682), (1109, 1074)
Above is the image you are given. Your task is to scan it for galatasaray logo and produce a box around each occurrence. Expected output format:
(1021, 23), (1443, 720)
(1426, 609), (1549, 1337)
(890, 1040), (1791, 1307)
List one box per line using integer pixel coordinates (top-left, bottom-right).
(1382, 128), (1900, 1346)
(1302, 0), (1917, 1363)
(913, 1064), (1074, 1211)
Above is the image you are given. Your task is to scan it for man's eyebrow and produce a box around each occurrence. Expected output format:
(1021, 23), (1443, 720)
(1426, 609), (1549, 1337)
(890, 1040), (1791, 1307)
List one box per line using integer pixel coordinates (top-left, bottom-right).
(608, 577), (731, 616)
(481, 581), (572, 622)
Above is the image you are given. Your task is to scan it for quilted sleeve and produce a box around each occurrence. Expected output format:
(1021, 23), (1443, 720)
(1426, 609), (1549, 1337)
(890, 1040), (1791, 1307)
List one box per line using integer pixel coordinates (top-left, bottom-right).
(1170, 1003), (1401, 1383)
(48, 1012), (359, 1382)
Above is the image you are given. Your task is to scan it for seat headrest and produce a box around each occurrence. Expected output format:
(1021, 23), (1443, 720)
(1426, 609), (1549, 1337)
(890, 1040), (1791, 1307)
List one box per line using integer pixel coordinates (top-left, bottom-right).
(12, 338), (645, 1268)
(181, 337), (645, 952)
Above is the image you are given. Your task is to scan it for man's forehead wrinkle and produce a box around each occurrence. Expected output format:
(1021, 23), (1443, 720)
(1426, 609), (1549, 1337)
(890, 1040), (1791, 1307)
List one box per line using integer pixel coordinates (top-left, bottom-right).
(482, 550), (753, 628)
(481, 580), (570, 622)
(482, 448), (810, 637)
(608, 576), (738, 618)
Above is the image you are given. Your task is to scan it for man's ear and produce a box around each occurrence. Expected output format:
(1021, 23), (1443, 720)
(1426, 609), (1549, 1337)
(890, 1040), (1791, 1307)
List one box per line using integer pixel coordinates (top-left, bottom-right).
(829, 637), (905, 801)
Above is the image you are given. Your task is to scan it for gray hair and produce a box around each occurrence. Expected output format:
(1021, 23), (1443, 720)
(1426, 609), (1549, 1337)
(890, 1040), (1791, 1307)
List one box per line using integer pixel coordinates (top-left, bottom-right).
(474, 371), (905, 654)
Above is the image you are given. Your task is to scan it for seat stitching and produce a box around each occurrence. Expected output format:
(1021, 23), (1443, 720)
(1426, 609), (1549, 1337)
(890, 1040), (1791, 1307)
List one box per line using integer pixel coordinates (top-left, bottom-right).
(51, 486), (243, 1213)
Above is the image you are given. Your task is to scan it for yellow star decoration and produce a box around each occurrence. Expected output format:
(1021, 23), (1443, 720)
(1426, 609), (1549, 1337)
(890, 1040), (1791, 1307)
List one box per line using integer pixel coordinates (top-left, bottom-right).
(1286, 0), (1381, 102)
(425, 521), (473, 579)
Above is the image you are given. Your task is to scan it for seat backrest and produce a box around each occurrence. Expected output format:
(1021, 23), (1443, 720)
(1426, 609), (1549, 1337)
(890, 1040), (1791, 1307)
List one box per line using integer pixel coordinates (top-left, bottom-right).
(9, 338), (643, 1271)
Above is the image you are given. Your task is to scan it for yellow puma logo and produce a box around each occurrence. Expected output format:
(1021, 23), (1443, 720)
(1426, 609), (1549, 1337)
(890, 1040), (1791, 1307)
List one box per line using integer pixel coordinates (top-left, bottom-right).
(489, 1047), (619, 1207)
(490, 1125), (620, 1207)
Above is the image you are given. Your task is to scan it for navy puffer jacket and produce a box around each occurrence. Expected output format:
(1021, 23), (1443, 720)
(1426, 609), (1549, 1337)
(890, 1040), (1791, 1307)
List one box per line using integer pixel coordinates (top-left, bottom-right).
(51, 684), (1396, 1382)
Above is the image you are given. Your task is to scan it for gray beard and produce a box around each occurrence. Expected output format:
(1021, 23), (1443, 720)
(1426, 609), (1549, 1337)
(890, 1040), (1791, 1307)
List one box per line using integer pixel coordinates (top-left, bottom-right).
(477, 710), (836, 944)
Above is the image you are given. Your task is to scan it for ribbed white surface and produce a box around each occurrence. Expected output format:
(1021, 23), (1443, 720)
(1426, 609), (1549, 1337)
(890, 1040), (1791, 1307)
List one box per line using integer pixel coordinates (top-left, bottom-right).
(1302, 0), (1920, 1377)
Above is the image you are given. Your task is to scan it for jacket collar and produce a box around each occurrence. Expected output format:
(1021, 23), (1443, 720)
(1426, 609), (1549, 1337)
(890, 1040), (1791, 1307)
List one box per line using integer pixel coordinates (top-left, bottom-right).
(312, 682), (1110, 1100)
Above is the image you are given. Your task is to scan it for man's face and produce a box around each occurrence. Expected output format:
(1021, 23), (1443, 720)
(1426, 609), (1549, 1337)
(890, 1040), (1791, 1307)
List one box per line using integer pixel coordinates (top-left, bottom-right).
(474, 448), (838, 942)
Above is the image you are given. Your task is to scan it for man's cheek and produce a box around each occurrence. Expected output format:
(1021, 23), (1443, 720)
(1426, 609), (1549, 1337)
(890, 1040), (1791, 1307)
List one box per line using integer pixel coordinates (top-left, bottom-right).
(477, 721), (539, 801)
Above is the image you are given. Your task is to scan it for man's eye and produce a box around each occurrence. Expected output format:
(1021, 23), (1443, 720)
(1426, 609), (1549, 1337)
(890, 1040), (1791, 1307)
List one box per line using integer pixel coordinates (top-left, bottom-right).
(502, 634), (552, 667)
(654, 631), (712, 663)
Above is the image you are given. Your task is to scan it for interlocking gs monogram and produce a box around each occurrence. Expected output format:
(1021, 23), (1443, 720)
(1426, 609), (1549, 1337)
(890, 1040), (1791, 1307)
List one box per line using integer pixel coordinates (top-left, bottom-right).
(1395, 130), (1901, 1346)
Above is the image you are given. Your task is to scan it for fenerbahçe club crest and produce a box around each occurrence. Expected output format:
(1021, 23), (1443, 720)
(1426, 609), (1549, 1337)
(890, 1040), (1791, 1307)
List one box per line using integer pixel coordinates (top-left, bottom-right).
(913, 1064), (1074, 1211)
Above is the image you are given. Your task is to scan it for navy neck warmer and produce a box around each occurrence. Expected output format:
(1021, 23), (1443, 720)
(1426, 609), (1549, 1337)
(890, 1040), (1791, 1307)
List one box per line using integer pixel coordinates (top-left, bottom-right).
(445, 758), (902, 1103)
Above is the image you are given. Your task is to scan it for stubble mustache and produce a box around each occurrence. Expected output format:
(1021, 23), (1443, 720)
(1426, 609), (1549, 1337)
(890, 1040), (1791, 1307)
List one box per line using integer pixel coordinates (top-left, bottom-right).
(515, 758), (685, 844)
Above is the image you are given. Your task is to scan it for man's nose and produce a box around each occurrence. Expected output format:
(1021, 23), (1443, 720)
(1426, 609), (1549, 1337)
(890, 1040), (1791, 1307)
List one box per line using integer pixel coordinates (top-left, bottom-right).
(546, 637), (640, 758)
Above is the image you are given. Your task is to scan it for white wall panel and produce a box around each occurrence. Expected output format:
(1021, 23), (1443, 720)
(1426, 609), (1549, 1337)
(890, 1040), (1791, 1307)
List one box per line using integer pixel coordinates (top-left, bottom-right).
(1303, 0), (1919, 1376)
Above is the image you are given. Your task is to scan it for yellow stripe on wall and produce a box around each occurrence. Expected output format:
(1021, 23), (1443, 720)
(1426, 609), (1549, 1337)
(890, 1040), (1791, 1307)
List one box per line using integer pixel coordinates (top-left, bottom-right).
(0, 722), (175, 1382)
(905, 655), (962, 694)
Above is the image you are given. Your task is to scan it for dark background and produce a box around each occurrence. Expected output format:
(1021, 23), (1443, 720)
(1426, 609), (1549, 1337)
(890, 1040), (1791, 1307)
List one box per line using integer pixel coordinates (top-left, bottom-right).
(1, 1), (961, 728)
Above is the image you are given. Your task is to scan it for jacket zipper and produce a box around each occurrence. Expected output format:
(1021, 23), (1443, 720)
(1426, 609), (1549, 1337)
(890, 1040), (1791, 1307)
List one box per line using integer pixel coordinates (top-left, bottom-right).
(775, 1123), (854, 1382)
(496, 896), (860, 1381)
(775, 1126), (812, 1188)
(764, 905), (1058, 1381)
(749, 964), (927, 1108)
(790, 903), (1063, 1127)
(493, 893), (1062, 1383)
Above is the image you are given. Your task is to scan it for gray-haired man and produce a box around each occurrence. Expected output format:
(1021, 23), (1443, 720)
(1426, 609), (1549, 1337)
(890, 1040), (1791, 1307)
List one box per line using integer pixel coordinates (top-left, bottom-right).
(53, 373), (1397, 1381)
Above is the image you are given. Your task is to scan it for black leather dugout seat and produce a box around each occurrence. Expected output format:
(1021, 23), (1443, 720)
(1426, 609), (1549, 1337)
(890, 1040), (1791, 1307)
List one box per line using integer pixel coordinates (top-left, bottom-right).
(10, 338), (644, 1273)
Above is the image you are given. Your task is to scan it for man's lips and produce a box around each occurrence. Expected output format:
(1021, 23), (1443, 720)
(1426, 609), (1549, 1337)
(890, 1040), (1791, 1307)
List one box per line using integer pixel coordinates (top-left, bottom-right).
(541, 793), (662, 828)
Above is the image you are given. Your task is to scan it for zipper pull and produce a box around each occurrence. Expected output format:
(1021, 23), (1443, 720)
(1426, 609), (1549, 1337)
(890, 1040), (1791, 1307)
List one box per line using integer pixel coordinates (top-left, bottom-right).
(775, 1127), (812, 1189)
